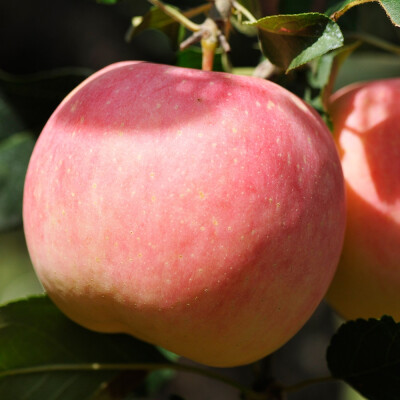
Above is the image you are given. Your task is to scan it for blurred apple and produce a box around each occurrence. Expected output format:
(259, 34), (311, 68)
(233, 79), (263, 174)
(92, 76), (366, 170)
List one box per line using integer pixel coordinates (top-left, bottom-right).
(326, 78), (400, 320)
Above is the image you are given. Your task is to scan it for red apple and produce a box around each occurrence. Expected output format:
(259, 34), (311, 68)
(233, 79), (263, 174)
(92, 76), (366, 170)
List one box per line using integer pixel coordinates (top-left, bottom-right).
(326, 78), (400, 320)
(23, 61), (346, 367)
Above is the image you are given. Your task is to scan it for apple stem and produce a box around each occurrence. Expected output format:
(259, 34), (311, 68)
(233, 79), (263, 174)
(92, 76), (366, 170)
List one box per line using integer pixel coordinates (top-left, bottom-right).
(181, 1), (233, 70)
(201, 34), (218, 71)
(147, 0), (257, 71)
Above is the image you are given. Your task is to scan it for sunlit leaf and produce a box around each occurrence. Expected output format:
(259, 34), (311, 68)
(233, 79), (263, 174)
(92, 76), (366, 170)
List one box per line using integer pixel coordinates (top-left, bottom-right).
(328, 0), (400, 27)
(247, 13), (344, 72)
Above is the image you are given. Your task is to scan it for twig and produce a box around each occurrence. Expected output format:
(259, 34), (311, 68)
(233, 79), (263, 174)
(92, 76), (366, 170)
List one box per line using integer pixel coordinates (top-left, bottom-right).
(147, 0), (200, 31)
(252, 59), (281, 79)
(232, 0), (257, 23)
(180, 30), (203, 50)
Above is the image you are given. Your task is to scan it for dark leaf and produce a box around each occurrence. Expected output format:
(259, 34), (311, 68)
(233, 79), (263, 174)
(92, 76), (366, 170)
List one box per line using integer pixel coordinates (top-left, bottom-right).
(247, 13), (344, 72)
(0, 296), (170, 400)
(0, 133), (35, 232)
(327, 316), (400, 400)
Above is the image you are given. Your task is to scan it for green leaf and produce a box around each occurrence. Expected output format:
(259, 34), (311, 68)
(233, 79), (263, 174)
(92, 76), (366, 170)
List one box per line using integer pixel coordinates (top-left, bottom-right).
(308, 53), (336, 90)
(380, 0), (400, 25)
(0, 68), (91, 140)
(327, 316), (400, 400)
(328, 0), (400, 27)
(0, 296), (170, 400)
(0, 133), (36, 232)
(307, 40), (361, 110)
(247, 13), (344, 72)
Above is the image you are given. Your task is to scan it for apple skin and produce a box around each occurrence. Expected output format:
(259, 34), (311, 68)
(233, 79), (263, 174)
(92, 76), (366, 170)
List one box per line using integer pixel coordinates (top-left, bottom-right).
(326, 78), (400, 321)
(23, 61), (345, 367)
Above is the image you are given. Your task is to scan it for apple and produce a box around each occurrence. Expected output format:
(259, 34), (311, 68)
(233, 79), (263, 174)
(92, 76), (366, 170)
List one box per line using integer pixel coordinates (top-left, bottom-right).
(326, 78), (400, 321)
(23, 61), (346, 367)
